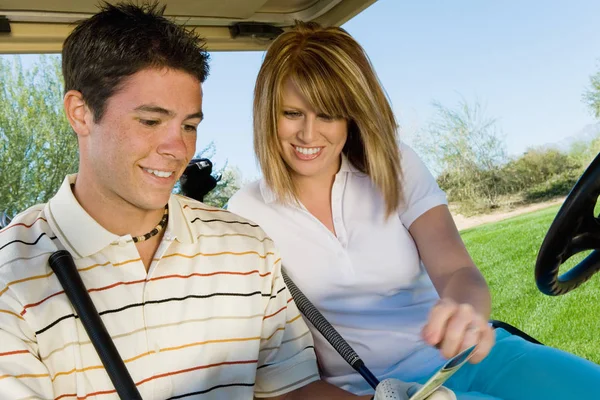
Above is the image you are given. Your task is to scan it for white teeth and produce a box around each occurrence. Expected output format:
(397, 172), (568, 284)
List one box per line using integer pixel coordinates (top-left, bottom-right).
(294, 146), (320, 155)
(144, 168), (173, 178)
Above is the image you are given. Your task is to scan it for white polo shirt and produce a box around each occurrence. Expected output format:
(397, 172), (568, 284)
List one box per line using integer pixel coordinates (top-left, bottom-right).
(0, 174), (319, 399)
(228, 142), (448, 395)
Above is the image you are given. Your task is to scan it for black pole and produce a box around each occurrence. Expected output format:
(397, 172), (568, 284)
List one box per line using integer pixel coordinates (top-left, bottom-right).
(282, 268), (380, 390)
(49, 250), (143, 400)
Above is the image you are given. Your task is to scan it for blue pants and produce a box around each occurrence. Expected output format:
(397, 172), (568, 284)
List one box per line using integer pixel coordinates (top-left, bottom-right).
(428, 328), (600, 399)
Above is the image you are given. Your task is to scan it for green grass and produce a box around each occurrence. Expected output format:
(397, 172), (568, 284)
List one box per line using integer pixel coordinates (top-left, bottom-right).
(461, 204), (600, 363)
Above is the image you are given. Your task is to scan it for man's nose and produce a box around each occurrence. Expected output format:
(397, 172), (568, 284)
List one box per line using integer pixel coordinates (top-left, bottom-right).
(157, 124), (189, 159)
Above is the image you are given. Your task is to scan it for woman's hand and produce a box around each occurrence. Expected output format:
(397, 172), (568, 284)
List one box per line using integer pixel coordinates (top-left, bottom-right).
(408, 206), (494, 363)
(421, 298), (495, 363)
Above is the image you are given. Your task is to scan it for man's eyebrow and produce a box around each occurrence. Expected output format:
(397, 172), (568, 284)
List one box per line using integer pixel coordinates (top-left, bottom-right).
(134, 105), (203, 121)
(134, 105), (173, 116)
(187, 111), (204, 121)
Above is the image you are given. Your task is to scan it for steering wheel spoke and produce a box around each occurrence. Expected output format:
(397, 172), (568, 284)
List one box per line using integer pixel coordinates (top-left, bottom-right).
(566, 217), (600, 257)
(536, 152), (600, 295)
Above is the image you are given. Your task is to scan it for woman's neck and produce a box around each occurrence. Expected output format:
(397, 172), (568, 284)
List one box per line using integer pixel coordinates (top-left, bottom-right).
(294, 171), (336, 202)
(293, 155), (342, 200)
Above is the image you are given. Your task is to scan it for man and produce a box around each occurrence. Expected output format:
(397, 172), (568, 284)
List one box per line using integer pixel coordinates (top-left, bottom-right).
(0, 2), (374, 399)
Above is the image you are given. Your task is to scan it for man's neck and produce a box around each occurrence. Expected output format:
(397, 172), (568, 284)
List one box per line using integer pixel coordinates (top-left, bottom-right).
(71, 178), (168, 240)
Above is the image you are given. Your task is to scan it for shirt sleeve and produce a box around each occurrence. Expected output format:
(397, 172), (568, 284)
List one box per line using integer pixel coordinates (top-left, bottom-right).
(398, 141), (448, 229)
(0, 279), (54, 399)
(254, 243), (320, 398)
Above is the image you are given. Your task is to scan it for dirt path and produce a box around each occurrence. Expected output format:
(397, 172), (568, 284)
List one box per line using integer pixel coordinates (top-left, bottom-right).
(452, 197), (565, 231)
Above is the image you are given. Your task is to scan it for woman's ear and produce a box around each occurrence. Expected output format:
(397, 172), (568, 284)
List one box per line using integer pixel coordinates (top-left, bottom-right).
(64, 90), (93, 137)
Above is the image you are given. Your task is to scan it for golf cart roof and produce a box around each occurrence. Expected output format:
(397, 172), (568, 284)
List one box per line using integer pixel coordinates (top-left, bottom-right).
(0, 0), (377, 54)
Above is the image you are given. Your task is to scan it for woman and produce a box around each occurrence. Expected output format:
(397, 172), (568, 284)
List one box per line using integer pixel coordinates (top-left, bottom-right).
(227, 21), (600, 399)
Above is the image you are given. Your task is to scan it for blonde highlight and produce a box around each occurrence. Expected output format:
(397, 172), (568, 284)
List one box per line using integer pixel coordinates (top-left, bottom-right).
(253, 21), (403, 216)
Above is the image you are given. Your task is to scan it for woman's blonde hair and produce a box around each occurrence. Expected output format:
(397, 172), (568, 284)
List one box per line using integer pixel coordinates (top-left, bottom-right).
(254, 21), (403, 216)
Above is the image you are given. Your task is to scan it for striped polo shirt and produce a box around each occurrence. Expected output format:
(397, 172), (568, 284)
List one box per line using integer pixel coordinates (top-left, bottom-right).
(0, 174), (319, 400)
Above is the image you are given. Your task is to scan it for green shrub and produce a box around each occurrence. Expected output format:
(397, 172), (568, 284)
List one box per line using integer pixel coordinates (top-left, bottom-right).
(524, 170), (581, 201)
(504, 148), (581, 192)
(569, 137), (600, 170)
(439, 146), (586, 214)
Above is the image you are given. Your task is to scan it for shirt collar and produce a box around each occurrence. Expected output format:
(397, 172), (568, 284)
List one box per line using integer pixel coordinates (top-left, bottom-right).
(168, 195), (196, 245)
(339, 153), (361, 173)
(46, 174), (120, 259)
(259, 154), (361, 204)
(46, 174), (195, 259)
(259, 180), (277, 204)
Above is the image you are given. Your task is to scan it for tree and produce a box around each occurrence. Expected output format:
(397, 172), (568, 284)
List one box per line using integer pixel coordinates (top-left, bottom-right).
(178, 141), (243, 209)
(202, 166), (242, 208)
(583, 68), (600, 119)
(0, 56), (242, 217)
(414, 99), (508, 209)
(0, 56), (79, 217)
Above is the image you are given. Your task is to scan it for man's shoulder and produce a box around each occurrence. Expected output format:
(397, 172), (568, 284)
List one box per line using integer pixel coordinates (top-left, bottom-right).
(0, 203), (57, 281)
(0, 203), (51, 242)
(174, 194), (270, 239)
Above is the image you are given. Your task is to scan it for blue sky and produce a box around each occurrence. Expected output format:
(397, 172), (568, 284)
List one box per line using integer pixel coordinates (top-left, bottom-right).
(5, 0), (600, 181)
(200, 0), (600, 180)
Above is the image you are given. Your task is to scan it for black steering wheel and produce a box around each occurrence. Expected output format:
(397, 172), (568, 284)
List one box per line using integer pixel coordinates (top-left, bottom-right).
(535, 152), (600, 295)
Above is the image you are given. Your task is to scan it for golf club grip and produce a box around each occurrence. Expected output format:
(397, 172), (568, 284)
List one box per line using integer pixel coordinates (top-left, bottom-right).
(48, 250), (143, 400)
(281, 268), (380, 389)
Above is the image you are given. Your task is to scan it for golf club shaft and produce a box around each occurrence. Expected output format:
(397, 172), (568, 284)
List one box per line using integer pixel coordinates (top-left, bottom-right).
(281, 268), (380, 390)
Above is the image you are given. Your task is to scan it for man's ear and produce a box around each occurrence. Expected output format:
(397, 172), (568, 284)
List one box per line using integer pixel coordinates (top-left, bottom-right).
(64, 90), (94, 137)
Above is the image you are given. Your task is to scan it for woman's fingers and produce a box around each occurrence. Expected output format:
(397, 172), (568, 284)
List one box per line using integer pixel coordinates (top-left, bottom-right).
(437, 303), (477, 358)
(422, 298), (458, 346)
(468, 323), (495, 363)
(423, 298), (495, 363)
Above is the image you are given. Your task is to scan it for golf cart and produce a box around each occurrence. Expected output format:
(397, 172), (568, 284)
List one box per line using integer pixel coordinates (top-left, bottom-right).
(0, 0), (375, 53)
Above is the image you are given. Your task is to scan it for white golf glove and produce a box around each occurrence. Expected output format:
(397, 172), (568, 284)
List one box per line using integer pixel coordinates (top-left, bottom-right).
(373, 378), (457, 400)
